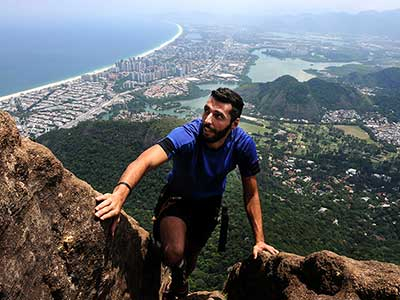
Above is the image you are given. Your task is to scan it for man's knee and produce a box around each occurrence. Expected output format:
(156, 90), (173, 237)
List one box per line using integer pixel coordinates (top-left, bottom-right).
(162, 244), (185, 267)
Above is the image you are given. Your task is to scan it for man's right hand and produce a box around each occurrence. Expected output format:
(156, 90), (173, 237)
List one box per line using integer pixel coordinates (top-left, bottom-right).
(95, 193), (124, 237)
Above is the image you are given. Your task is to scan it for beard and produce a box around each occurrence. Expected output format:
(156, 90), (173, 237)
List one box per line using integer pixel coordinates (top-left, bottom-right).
(202, 122), (232, 143)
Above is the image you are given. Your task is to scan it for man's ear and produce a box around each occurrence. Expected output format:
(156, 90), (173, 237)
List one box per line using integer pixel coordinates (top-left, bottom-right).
(231, 118), (240, 129)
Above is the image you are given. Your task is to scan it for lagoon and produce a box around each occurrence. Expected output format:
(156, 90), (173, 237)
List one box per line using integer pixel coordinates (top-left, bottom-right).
(247, 49), (352, 83)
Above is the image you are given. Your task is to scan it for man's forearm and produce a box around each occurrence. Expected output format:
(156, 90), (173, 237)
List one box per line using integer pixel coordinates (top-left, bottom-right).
(113, 158), (149, 202)
(242, 177), (279, 256)
(113, 144), (169, 204)
(245, 195), (265, 243)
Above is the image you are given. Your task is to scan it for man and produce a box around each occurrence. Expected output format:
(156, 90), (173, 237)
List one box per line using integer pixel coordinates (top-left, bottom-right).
(94, 88), (279, 299)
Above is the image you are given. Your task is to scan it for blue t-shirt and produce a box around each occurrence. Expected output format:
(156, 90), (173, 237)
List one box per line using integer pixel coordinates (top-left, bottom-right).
(160, 118), (260, 199)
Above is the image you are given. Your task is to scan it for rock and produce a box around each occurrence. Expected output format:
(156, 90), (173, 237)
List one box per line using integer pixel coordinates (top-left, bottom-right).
(0, 111), (161, 299)
(223, 250), (400, 300)
(187, 291), (225, 300)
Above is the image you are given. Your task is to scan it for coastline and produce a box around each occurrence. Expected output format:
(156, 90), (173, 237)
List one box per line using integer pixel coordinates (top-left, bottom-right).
(0, 23), (183, 102)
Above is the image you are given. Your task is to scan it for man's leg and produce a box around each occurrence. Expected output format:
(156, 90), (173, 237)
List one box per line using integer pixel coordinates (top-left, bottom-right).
(160, 216), (187, 267)
(159, 216), (189, 298)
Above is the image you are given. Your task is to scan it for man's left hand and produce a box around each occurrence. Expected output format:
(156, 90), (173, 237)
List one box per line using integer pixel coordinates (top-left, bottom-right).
(253, 241), (279, 259)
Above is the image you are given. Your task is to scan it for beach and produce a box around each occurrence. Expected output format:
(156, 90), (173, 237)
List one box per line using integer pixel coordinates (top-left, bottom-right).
(0, 23), (183, 102)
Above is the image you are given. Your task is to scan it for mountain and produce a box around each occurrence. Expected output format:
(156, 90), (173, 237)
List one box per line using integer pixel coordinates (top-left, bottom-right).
(167, 10), (400, 38)
(261, 10), (400, 38)
(237, 75), (372, 121)
(339, 67), (400, 121)
(342, 67), (400, 90)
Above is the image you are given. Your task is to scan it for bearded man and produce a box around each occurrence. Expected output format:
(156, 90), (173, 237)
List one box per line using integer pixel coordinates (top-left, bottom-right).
(94, 88), (279, 299)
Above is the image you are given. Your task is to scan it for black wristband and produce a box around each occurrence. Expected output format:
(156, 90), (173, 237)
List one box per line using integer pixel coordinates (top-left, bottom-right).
(115, 181), (132, 195)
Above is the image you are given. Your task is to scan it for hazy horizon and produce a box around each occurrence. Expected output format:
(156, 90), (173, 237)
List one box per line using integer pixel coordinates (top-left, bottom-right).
(1, 0), (400, 19)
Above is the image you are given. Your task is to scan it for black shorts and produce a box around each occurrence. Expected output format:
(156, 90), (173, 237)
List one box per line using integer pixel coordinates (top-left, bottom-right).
(153, 186), (222, 249)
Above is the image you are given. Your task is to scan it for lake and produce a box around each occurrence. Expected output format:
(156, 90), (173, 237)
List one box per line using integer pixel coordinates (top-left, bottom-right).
(247, 49), (353, 82)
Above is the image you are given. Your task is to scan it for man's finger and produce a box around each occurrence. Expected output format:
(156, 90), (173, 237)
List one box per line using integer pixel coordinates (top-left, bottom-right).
(95, 193), (110, 201)
(95, 205), (113, 218)
(253, 247), (258, 259)
(100, 210), (117, 220)
(95, 198), (112, 211)
(266, 246), (279, 255)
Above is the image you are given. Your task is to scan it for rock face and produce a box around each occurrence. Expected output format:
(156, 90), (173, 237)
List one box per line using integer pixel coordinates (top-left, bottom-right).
(224, 251), (400, 300)
(0, 111), (161, 299)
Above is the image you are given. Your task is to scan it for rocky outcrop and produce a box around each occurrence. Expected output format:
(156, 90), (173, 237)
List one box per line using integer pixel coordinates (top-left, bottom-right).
(1, 110), (400, 300)
(224, 251), (400, 300)
(0, 111), (161, 299)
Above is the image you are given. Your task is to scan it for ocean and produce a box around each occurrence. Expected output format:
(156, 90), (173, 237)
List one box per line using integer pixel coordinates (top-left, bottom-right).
(0, 17), (178, 97)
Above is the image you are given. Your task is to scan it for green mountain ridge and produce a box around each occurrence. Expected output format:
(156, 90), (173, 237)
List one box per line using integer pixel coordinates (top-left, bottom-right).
(342, 67), (400, 90)
(337, 67), (400, 121)
(238, 75), (372, 121)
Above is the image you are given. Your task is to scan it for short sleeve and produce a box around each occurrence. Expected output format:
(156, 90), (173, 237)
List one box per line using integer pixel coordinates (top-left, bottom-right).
(157, 119), (201, 159)
(237, 136), (260, 177)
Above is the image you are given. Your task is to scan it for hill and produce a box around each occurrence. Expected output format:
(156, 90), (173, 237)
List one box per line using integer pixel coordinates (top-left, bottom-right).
(339, 67), (400, 121)
(342, 67), (400, 89)
(237, 75), (372, 121)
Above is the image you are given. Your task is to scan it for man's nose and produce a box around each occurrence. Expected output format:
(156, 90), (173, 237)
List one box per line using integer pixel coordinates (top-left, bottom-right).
(204, 112), (213, 124)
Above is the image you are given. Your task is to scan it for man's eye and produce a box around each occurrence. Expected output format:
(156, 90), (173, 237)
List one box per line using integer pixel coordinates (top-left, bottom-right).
(216, 114), (224, 119)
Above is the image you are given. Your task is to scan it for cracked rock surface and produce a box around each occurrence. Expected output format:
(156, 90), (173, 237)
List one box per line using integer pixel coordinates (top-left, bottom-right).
(224, 251), (400, 300)
(0, 111), (161, 300)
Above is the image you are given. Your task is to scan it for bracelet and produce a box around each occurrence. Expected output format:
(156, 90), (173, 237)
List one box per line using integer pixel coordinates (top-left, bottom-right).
(115, 181), (133, 195)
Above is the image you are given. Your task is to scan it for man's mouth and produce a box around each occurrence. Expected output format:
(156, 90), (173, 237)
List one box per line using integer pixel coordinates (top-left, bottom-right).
(203, 126), (215, 134)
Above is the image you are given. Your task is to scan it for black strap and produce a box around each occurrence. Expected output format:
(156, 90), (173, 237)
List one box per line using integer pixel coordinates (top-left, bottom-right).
(218, 205), (229, 252)
(115, 181), (132, 195)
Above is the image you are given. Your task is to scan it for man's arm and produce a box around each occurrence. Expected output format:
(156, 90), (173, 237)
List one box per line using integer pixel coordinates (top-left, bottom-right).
(94, 144), (168, 222)
(242, 175), (279, 258)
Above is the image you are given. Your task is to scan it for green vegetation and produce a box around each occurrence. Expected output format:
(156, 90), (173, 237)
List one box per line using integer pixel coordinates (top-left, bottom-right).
(37, 117), (400, 291)
(239, 120), (268, 135)
(112, 75), (132, 93)
(145, 83), (209, 104)
(263, 46), (373, 63)
(339, 67), (400, 121)
(342, 67), (400, 89)
(334, 125), (374, 143)
(325, 64), (381, 77)
(305, 64), (381, 79)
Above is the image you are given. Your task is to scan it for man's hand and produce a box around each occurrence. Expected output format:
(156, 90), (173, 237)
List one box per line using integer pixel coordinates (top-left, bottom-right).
(253, 241), (279, 259)
(95, 193), (123, 237)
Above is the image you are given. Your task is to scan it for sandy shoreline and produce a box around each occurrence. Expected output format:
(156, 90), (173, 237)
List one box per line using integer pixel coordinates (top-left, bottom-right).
(0, 23), (183, 102)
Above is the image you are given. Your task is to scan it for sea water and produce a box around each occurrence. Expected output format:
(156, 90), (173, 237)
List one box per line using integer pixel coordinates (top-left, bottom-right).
(0, 16), (178, 96)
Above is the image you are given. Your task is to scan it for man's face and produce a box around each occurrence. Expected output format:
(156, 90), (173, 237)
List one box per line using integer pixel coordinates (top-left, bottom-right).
(201, 97), (238, 143)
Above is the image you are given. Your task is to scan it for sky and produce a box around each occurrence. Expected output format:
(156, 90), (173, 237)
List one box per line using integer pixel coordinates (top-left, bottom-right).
(1, 0), (400, 18)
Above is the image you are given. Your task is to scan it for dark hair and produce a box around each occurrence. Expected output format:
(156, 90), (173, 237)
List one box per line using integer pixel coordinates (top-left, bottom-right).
(210, 88), (244, 121)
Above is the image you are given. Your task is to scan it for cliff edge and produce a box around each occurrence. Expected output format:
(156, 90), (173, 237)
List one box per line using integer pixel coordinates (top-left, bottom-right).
(0, 111), (160, 299)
